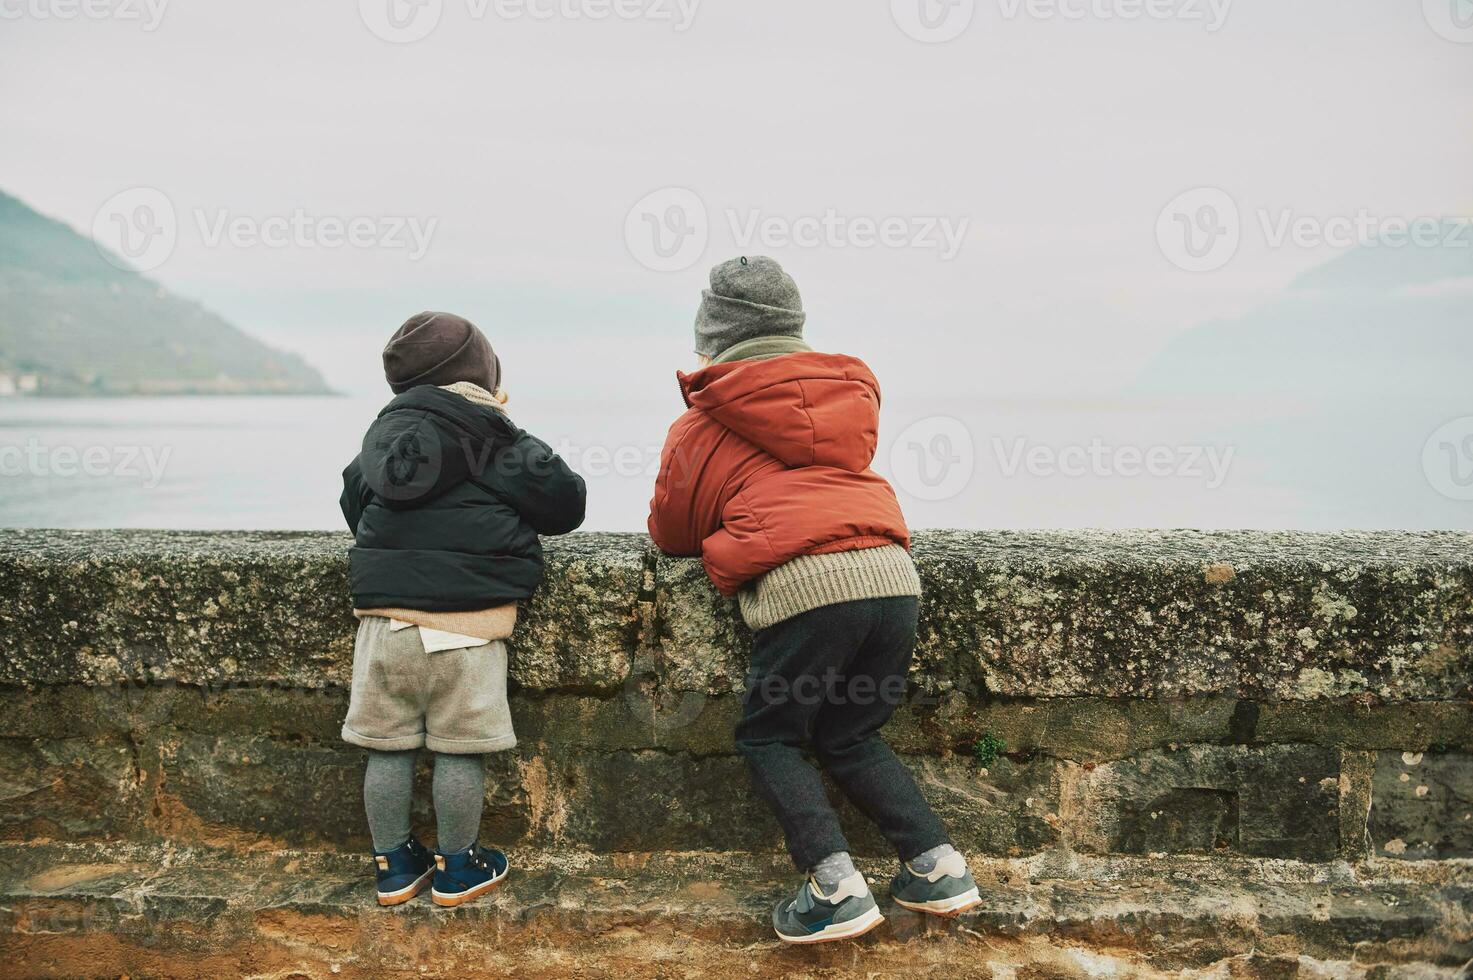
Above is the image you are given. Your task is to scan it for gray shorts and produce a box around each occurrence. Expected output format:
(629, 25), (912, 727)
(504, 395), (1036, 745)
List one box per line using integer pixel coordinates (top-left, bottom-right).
(342, 616), (517, 754)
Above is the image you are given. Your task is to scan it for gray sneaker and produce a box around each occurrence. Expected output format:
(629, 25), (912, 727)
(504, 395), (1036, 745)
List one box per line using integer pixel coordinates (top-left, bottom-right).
(771, 872), (885, 944)
(890, 850), (981, 917)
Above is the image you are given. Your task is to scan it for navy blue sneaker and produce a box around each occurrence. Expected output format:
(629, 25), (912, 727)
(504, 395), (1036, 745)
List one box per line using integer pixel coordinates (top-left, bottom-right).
(431, 842), (509, 907)
(771, 872), (884, 944)
(372, 836), (434, 906)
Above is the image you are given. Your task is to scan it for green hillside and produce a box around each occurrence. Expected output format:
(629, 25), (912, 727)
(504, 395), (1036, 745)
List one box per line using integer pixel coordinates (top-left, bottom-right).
(0, 191), (331, 396)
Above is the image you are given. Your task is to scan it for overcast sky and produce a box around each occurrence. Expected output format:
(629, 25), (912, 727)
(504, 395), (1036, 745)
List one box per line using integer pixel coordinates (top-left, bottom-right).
(3, 0), (1470, 399)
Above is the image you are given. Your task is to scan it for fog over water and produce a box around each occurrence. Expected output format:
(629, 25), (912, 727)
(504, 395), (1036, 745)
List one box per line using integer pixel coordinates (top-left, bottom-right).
(1, 0), (1469, 530)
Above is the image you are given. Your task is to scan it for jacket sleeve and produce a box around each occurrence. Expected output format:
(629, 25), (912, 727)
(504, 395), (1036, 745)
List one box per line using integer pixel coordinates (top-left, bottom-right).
(485, 429), (587, 536)
(340, 455), (373, 534)
(648, 414), (720, 556)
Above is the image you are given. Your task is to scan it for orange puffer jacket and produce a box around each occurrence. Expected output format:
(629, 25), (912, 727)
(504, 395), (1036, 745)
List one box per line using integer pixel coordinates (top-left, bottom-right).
(647, 352), (911, 596)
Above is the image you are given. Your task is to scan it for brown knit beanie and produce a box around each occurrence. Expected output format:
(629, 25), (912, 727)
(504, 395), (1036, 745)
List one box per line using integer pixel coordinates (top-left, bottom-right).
(382, 312), (500, 394)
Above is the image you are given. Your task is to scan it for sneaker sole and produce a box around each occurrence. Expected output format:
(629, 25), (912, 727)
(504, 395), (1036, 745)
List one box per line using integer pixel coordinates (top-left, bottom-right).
(893, 886), (982, 918)
(431, 867), (509, 908)
(776, 905), (885, 945)
(377, 865), (435, 907)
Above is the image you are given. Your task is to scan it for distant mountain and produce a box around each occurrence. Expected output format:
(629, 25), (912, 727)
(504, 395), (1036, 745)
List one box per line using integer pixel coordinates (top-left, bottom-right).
(0, 191), (331, 396)
(1137, 229), (1473, 399)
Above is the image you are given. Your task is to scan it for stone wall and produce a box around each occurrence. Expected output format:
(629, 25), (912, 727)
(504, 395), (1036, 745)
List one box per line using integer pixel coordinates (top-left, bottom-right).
(1, 529), (1470, 866)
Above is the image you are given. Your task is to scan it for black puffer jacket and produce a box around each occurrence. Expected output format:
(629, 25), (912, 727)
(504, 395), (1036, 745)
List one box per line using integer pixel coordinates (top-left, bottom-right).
(340, 386), (586, 610)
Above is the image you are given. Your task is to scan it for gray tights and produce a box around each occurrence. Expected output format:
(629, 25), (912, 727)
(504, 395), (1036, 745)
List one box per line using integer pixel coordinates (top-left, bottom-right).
(363, 750), (485, 854)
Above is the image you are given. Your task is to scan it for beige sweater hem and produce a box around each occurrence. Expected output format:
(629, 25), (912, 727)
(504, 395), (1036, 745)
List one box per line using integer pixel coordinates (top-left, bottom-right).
(353, 604), (518, 642)
(737, 544), (921, 631)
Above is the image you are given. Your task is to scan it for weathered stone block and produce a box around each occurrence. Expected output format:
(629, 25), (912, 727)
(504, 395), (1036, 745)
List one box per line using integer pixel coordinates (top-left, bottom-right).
(511, 693), (739, 756)
(904, 755), (1062, 857)
(0, 530), (356, 689)
(539, 750), (777, 852)
(4, 529), (1469, 701)
(512, 533), (644, 691)
(1369, 750), (1473, 859)
(0, 530), (650, 695)
(0, 738), (144, 841)
(155, 735), (366, 847)
(2, 842), (1467, 976)
(1061, 745), (1340, 860)
(910, 529), (1473, 701)
(1256, 699), (1473, 754)
(1, 529), (1470, 871)
(530, 749), (1063, 857)
(649, 553), (748, 695)
(156, 685), (347, 741)
(887, 694), (1244, 762)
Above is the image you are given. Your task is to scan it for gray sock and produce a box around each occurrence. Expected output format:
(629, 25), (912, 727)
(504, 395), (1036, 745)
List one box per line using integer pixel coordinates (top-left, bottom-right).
(432, 752), (486, 853)
(363, 749), (416, 852)
(908, 842), (959, 875)
(812, 850), (858, 894)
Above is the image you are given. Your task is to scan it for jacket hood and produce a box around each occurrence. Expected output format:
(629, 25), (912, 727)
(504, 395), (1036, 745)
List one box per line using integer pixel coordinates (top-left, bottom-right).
(359, 385), (515, 510)
(678, 352), (881, 472)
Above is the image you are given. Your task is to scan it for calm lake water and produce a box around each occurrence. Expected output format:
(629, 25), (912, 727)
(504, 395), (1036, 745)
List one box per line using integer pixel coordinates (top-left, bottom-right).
(0, 394), (1469, 532)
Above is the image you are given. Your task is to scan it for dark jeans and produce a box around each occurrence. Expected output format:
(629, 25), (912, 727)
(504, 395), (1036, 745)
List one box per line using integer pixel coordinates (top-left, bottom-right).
(734, 596), (949, 870)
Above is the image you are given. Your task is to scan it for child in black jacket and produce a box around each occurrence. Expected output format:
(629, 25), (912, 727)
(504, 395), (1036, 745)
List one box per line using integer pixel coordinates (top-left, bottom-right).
(340, 311), (584, 908)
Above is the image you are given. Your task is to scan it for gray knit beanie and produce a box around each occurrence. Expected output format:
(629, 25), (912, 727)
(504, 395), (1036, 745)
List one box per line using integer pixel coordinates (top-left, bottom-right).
(693, 256), (805, 358)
